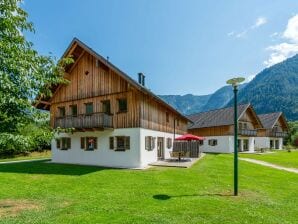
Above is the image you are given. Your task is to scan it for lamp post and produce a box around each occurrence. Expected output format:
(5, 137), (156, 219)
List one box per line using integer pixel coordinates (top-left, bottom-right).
(226, 77), (245, 196)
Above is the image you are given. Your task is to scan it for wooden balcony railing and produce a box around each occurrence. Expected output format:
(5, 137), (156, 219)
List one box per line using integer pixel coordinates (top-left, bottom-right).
(268, 131), (287, 138)
(238, 129), (257, 136)
(54, 112), (113, 129)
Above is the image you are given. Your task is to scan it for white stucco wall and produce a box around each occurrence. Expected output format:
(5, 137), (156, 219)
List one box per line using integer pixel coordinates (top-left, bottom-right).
(51, 128), (181, 168)
(255, 137), (283, 150)
(52, 128), (141, 168)
(200, 136), (234, 153)
(139, 128), (181, 167)
(255, 137), (270, 149)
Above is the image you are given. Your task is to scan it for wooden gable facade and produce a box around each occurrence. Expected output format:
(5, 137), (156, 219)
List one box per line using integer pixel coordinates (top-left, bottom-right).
(37, 38), (188, 134)
(188, 104), (262, 137)
(257, 113), (288, 138)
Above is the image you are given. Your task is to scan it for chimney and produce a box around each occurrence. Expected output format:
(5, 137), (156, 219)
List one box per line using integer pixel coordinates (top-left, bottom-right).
(138, 73), (145, 86)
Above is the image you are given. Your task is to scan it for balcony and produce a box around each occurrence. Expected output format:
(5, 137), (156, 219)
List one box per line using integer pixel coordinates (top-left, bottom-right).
(238, 129), (257, 136)
(268, 131), (288, 138)
(54, 112), (113, 130)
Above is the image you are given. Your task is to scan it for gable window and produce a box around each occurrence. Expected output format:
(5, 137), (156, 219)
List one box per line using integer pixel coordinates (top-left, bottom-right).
(145, 136), (155, 151)
(166, 112), (169, 123)
(208, 139), (218, 146)
(80, 137), (97, 151)
(166, 138), (172, 149)
(85, 103), (93, 115)
(102, 100), (111, 114)
(113, 136), (130, 151)
(118, 99), (127, 113)
(70, 105), (77, 116)
(58, 107), (66, 117)
(56, 137), (71, 150)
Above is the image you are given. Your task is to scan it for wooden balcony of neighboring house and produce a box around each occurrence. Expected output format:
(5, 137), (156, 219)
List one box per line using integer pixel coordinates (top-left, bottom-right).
(54, 112), (113, 130)
(237, 129), (257, 136)
(267, 130), (288, 138)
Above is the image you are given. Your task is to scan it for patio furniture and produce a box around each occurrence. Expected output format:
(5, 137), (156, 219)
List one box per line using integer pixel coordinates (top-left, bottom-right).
(170, 151), (187, 161)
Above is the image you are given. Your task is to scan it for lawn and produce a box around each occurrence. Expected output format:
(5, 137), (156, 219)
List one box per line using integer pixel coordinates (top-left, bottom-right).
(0, 154), (297, 224)
(240, 150), (298, 168)
(0, 150), (51, 163)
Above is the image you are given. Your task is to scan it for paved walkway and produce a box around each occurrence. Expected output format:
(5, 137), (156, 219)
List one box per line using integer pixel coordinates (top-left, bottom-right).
(240, 158), (298, 174)
(0, 158), (49, 164)
(149, 154), (205, 168)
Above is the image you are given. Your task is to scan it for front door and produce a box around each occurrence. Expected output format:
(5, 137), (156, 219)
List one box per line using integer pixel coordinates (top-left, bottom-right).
(157, 137), (164, 160)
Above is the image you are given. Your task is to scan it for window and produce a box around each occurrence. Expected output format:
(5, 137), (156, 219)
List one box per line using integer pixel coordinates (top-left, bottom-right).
(115, 136), (130, 151)
(57, 137), (71, 150)
(70, 105), (77, 116)
(85, 103), (93, 115)
(166, 112), (169, 123)
(243, 123), (248, 129)
(208, 139), (218, 146)
(176, 119), (180, 126)
(118, 99), (127, 113)
(80, 137), (97, 150)
(58, 107), (66, 117)
(166, 138), (172, 149)
(102, 100), (111, 114)
(145, 136), (155, 151)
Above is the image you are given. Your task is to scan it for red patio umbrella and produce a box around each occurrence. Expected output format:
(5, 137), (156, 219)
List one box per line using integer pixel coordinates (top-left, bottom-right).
(175, 134), (205, 141)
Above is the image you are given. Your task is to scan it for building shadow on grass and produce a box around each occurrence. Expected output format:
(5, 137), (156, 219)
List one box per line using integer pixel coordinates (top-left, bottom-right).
(0, 160), (116, 176)
(153, 193), (233, 200)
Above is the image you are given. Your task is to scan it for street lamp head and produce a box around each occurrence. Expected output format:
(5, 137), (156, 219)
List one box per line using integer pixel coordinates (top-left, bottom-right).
(226, 77), (245, 87)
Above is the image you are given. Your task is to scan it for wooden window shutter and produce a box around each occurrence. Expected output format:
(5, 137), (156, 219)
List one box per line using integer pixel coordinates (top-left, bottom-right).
(81, 137), (85, 149)
(94, 137), (97, 149)
(67, 138), (71, 149)
(125, 136), (130, 150)
(109, 137), (114, 150)
(151, 137), (155, 150)
(145, 136), (150, 150)
(56, 139), (61, 149)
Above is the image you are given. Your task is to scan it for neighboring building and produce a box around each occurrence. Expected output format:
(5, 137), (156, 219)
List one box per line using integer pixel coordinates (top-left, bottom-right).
(35, 38), (188, 168)
(187, 104), (263, 153)
(256, 112), (288, 150)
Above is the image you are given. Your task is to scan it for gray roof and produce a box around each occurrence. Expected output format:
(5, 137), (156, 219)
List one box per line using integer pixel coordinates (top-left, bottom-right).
(258, 112), (282, 129)
(187, 104), (251, 129)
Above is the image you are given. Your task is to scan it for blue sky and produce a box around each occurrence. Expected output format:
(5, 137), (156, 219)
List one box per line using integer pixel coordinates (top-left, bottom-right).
(23, 0), (298, 95)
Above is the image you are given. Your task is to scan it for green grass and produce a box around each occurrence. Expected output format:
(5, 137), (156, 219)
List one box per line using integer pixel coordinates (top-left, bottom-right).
(240, 150), (298, 168)
(0, 154), (297, 223)
(0, 150), (51, 163)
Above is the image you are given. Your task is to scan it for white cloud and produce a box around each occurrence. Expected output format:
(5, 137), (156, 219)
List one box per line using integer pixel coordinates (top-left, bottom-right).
(228, 16), (267, 39)
(252, 17), (267, 28)
(283, 15), (298, 42)
(264, 14), (298, 67)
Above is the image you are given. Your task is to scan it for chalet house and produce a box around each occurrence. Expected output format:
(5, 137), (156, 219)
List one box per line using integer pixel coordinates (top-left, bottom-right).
(35, 38), (188, 168)
(256, 112), (288, 150)
(187, 104), (263, 153)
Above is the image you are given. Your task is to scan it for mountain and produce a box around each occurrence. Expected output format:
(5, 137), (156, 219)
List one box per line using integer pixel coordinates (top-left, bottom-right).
(159, 84), (246, 115)
(160, 54), (298, 120)
(230, 54), (298, 121)
(160, 94), (211, 115)
(202, 83), (247, 112)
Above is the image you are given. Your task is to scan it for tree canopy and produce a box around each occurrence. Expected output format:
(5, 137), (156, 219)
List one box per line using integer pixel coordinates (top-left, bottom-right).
(0, 0), (71, 154)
